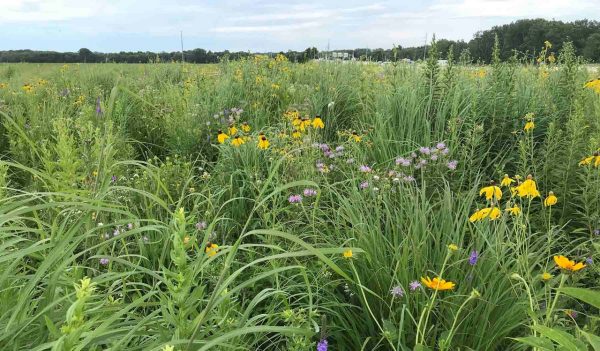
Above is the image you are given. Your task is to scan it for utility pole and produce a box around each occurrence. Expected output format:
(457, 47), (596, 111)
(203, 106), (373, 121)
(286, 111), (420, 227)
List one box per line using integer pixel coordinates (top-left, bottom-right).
(180, 31), (185, 63)
(327, 39), (330, 60)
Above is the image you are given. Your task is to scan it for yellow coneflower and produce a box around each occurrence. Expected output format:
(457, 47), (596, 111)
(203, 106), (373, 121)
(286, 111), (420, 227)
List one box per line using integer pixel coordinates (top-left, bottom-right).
(500, 174), (515, 187)
(469, 207), (501, 222)
(231, 136), (245, 147)
(292, 130), (301, 139)
(292, 117), (302, 127)
(312, 116), (324, 129)
(553, 255), (586, 272)
(544, 191), (558, 207)
(258, 134), (270, 149)
(241, 122), (251, 133)
(229, 124), (238, 136)
(584, 78), (600, 94)
(421, 276), (455, 291)
(217, 130), (229, 144)
(299, 118), (311, 131)
(22, 84), (34, 93)
(343, 249), (353, 259)
(505, 205), (521, 216)
(351, 131), (361, 142)
(205, 243), (219, 257)
(479, 184), (502, 201)
(579, 152), (600, 167)
(541, 272), (553, 281)
(524, 121), (535, 132)
(514, 175), (540, 198)
(447, 244), (458, 251)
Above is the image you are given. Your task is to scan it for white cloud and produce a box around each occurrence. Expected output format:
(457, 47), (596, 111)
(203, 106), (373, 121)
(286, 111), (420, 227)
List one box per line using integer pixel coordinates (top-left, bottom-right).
(212, 21), (323, 33)
(429, 0), (598, 18)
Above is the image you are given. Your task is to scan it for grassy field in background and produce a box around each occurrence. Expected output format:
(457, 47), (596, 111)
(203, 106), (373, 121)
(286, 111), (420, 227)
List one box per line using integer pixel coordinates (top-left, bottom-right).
(1, 43), (600, 350)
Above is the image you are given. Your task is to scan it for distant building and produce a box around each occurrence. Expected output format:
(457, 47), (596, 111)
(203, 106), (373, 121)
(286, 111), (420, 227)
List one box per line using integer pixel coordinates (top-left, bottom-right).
(331, 52), (350, 59)
(437, 59), (448, 65)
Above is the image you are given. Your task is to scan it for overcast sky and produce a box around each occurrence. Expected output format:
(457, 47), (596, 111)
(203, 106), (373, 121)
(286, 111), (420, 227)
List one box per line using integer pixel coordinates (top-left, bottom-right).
(1, 0), (599, 52)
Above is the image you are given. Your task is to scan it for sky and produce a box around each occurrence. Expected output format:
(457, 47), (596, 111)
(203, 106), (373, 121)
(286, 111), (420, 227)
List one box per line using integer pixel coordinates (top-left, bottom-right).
(1, 0), (599, 53)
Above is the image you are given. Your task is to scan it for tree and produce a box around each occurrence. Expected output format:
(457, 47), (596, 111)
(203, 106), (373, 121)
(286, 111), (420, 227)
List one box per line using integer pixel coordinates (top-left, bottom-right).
(583, 33), (600, 62)
(78, 48), (94, 63)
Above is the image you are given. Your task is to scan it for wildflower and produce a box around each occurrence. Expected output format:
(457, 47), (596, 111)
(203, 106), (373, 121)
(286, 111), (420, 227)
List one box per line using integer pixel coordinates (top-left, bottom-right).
(469, 250), (479, 265)
(419, 147), (431, 155)
(205, 243), (219, 257)
(22, 84), (34, 93)
(95, 97), (103, 116)
(228, 124), (238, 136)
(479, 184), (502, 201)
(303, 188), (317, 197)
(299, 118), (311, 131)
(343, 249), (353, 259)
(595, 229), (600, 236)
(585, 257), (593, 265)
(469, 207), (501, 222)
(231, 136), (245, 147)
(396, 157), (411, 166)
(448, 244), (459, 251)
(505, 205), (521, 216)
(541, 272), (553, 281)
(111, 175), (117, 183)
(317, 339), (328, 351)
(421, 276), (455, 291)
(351, 131), (361, 142)
(288, 194), (303, 204)
(162, 345), (175, 351)
(359, 181), (369, 189)
(196, 221), (207, 230)
(430, 154), (438, 161)
(359, 165), (372, 172)
(579, 152), (600, 167)
(127, 223), (134, 230)
(241, 122), (251, 132)
(292, 130), (301, 139)
(564, 309), (578, 319)
(447, 160), (458, 170)
(544, 191), (558, 207)
(390, 285), (404, 298)
(100, 258), (109, 265)
(501, 174), (515, 187)
(436, 142), (446, 150)
(524, 121), (535, 132)
(584, 78), (600, 94)
(143, 236), (149, 242)
(514, 175), (540, 198)
(217, 130), (229, 144)
(258, 134), (270, 149)
(312, 116), (325, 129)
(409, 281), (422, 291)
(554, 255), (586, 272)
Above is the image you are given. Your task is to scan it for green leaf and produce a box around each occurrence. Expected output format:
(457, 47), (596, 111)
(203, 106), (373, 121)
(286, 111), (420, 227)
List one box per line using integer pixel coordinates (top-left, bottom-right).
(581, 330), (600, 351)
(533, 325), (587, 351)
(559, 287), (600, 309)
(513, 336), (555, 350)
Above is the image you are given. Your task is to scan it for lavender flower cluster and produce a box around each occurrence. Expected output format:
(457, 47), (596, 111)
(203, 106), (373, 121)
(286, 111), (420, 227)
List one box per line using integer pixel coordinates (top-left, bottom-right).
(395, 142), (457, 171)
(213, 107), (244, 124)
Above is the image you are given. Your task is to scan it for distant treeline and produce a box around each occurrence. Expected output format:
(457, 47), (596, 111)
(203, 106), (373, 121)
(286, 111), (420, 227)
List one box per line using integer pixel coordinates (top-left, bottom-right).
(1, 19), (600, 64)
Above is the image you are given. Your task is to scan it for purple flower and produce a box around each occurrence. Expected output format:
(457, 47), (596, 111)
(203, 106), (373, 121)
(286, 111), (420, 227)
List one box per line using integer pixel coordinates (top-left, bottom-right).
(127, 223), (134, 230)
(143, 236), (149, 242)
(335, 146), (344, 152)
(95, 97), (103, 116)
(390, 285), (404, 298)
(566, 310), (578, 319)
(288, 194), (303, 204)
(410, 152), (417, 158)
(346, 158), (355, 164)
(396, 157), (411, 167)
(324, 150), (333, 158)
(317, 339), (328, 351)
(303, 188), (318, 197)
(403, 176), (415, 182)
(430, 154), (438, 161)
(436, 142), (446, 150)
(100, 258), (109, 265)
(409, 281), (422, 291)
(113, 228), (120, 236)
(359, 165), (372, 172)
(111, 175), (117, 183)
(585, 257), (593, 265)
(447, 160), (458, 170)
(594, 229), (600, 236)
(319, 144), (330, 152)
(441, 148), (450, 155)
(419, 147), (431, 155)
(469, 250), (479, 266)
(359, 181), (369, 189)
(196, 221), (207, 230)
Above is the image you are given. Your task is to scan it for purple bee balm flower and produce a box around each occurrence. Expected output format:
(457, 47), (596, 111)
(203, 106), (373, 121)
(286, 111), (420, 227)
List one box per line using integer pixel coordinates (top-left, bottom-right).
(95, 97), (103, 116)
(436, 142), (446, 150)
(319, 144), (330, 152)
(113, 228), (120, 236)
(390, 285), (404, 298)
(317, 339), (328, 351)
(359, 181), (369, 189)
(441, 148), (450, 155)
(419, 159), (428, 166)
(419, 147), (431, 155)
(430, 154), (438, 161)
(403, 176), (415, 182)
(469, 250), (479, 266)
(346, 158), (355, 164)
(411, 152), (417, 158)
(585, 257), (593, 265)
(409, 280), (422, 291)
(324, 150), (333, 157)
(111, 175), (117, 183)
(396, 157), (411, 167)
(100, 258), (109, 265)
(127, 223), (133, 230)
(303, 188), (318, 197)
(447, 160), (458, 170)
(196, 221), (207, 230)
(288, 194), (303, 204)
(359, 165), (372, 172)
(335, 145), (344, 152)
(594, 229), (600, 236)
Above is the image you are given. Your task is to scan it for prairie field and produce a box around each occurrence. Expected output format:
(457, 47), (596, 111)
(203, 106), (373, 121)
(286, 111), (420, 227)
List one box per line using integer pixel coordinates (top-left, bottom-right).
(1, 45), (600, 351)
